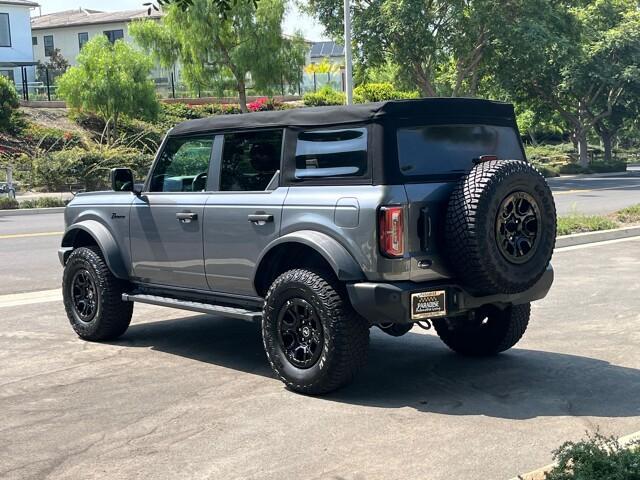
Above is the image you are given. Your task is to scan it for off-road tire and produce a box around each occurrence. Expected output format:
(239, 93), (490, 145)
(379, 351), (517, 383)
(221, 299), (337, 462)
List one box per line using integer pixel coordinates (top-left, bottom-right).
(262, 269), (369, 395)
(378, 322), (413, 337)
(62, 246), (133, 341)
(445, 160), (556, 295)
(433, 303), (530, 356)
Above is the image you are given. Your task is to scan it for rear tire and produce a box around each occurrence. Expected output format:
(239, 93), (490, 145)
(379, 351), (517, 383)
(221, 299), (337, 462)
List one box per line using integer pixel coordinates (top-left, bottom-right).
(433, 303), (530, 356)
(62, 246), (133, 341)
(262, 269), (369, 395)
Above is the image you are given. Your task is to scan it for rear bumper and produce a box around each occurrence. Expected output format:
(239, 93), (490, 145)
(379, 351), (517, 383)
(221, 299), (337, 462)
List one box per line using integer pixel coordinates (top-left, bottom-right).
(347, 265), (554, 324)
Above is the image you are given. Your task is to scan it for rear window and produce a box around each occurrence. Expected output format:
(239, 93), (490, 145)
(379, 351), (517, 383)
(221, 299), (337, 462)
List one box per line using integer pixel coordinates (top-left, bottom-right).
(396, 124), (524, 177)
(295, 128), (367, 179)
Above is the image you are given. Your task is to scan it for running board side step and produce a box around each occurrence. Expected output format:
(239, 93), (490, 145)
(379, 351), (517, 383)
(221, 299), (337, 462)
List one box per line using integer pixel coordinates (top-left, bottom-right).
(122, 293), (263, 322)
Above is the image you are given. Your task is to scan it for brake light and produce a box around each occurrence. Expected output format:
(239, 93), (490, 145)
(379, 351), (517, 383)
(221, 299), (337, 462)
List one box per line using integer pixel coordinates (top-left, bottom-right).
(379, 206), (404, 258)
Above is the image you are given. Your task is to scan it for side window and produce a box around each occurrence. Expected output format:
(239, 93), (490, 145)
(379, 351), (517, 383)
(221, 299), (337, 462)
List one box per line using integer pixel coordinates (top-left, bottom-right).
(149, 136), (213, 192)
(295, 127), (367, 179)
(220, 130), (282, 191)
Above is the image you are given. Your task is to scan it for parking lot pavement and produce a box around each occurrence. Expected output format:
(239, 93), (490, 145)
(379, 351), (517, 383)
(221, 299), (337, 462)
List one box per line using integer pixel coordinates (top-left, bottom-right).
(1, 237), (639, 480)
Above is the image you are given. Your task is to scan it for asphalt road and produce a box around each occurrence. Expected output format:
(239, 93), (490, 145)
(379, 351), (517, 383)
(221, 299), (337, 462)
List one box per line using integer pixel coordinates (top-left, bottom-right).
(549, 167), (640, 215)
(1, 210), (640, 479)
(0, 213), (64, 295)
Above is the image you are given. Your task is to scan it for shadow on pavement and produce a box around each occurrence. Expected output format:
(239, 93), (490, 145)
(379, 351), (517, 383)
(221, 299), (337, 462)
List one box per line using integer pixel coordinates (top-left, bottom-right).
(116, 314), (640, 420)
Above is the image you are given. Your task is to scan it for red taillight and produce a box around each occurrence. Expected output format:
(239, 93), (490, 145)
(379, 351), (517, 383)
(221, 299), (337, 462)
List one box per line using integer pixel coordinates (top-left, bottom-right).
(379, 206), (404, 258)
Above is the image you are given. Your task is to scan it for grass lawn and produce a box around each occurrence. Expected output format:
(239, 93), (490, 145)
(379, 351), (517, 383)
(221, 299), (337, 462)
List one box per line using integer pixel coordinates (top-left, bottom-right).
(557, 204), (640, 236)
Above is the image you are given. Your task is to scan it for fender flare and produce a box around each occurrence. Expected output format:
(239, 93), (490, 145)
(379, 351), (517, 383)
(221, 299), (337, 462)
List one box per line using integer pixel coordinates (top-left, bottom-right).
(254, 230), (365, 290)
(61, 220), (128, 279)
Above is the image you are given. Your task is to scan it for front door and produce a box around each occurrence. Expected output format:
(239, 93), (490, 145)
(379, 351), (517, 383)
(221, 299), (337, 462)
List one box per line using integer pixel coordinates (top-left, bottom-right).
(204, 130), (287, 296)
(130, 135), (214, 289)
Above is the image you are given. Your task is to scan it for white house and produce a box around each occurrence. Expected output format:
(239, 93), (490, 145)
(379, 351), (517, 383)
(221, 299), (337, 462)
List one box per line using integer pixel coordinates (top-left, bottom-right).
(31, 8), (171, 83)
(0, 0), (38, 95)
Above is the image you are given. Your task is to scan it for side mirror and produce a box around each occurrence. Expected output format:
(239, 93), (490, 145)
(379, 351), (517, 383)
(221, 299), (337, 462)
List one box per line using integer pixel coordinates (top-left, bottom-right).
(110, 168), (134, 192)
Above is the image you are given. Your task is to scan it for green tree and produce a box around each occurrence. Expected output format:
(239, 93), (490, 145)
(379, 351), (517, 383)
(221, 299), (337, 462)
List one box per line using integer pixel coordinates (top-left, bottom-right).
(0, 75), (19, 132)
(131, 0), (306, 112)
(492, 0), (640, 166)
(36, 48), (70, 83)
(57, 35), (159, 143)
(305, 0), (500, 97)
(144, 0), (257, 16)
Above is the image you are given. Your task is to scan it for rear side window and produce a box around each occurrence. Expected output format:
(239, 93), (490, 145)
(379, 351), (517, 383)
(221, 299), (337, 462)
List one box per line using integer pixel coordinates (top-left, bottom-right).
(396, 124), (524, 177)
(220, 130), (282, 191)
(295, 128), (367, 179)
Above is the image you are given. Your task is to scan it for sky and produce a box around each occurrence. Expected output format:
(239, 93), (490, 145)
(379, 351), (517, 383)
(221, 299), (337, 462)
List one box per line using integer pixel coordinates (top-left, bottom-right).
(36, 0), (329, 41)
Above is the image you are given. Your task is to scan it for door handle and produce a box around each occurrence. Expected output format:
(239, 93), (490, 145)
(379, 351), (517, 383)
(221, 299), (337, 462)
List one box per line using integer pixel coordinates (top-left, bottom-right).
(176, 212), (198, 223)
(248, 213), (274, 223)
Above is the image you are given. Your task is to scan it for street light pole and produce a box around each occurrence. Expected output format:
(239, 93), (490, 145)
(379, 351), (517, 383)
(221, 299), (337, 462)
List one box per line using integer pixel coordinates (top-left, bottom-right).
(343, 0), (353, 105)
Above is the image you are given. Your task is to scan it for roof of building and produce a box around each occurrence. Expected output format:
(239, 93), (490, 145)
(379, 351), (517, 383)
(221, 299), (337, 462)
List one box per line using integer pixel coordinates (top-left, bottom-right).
(0, 0), (39, 7)
(169, 98), (516, 137)
(310, 41), (344, 59)
(31, 8), (161, 30)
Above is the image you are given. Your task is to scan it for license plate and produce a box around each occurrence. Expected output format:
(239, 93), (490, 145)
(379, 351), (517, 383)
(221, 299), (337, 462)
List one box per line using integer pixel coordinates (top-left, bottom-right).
(411, 290), (447, 320)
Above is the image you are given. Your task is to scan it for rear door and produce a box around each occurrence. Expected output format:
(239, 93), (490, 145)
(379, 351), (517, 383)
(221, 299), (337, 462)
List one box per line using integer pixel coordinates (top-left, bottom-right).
(203, 129), (287, 296)
(130, 135), (214, 289)
(395, 123), (526, 282)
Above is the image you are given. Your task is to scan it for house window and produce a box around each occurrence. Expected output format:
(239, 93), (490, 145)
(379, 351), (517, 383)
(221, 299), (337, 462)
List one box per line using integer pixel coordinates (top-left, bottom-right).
(78, 32), (88, 50)
(0, 69), (14, 83)
(44, 35), (54, 57)
(103, 29), (124, 44)
(0, 13), (11, 47)
(32, 36), (37, 46)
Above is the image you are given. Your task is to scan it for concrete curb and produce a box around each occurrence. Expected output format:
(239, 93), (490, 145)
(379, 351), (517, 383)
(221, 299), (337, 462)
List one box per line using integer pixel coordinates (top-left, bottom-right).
(0, 207), (65, 217)
(510, 430), (640, 480)
(556, 225), (640, 248)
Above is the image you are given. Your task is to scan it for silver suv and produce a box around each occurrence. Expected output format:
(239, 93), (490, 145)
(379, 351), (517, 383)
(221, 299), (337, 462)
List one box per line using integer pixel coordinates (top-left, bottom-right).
(59, 98), (556, 394)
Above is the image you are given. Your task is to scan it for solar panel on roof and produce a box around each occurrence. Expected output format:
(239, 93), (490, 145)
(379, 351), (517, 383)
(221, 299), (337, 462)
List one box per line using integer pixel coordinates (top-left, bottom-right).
(320, 42), (333, 56)
(331, 44), (344, 56)
(310, 43), (324, 57)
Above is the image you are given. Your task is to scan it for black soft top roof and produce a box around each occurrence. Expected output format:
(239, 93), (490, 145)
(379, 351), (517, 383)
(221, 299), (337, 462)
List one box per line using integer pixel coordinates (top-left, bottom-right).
(169, 97), (516, 137)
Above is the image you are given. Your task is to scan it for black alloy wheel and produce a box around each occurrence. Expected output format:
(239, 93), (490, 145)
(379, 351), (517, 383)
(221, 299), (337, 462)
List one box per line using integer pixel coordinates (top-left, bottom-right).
(70, 269), (99, 322)
(495, 191), (541, 264)
(277, 298), (324, 369)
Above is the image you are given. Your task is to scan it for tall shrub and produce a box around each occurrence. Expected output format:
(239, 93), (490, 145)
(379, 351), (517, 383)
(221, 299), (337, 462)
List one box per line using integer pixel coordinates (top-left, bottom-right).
(0, 75), (20, 132)
(57, 35), (159, 143)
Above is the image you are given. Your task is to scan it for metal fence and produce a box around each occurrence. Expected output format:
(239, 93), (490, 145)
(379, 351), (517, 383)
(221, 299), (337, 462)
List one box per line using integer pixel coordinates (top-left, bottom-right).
(18, 70), (346, 103)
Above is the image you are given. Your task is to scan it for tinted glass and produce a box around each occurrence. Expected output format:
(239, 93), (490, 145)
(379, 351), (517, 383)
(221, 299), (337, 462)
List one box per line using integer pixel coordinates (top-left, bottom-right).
(0, 14), (9, 47)
(104, 29), (124, 44)
(220, 130), (282, 191)
(295, 128), (367, 179)
(44, 35), (54, 56)
(397, 124), (524, 176)
(78, 32), (89, 50)
(150, 137), (213, 192)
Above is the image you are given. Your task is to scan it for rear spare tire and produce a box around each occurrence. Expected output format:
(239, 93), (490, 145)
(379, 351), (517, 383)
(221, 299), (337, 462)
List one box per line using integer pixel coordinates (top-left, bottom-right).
(445, 160), (556, 295)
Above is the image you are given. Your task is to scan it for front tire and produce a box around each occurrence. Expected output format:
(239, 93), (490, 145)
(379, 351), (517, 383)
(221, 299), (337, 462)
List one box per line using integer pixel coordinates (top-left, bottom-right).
(433, 303), (530, 356)
(262, 269), (369, 395)
(62, 246), (133, 341)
